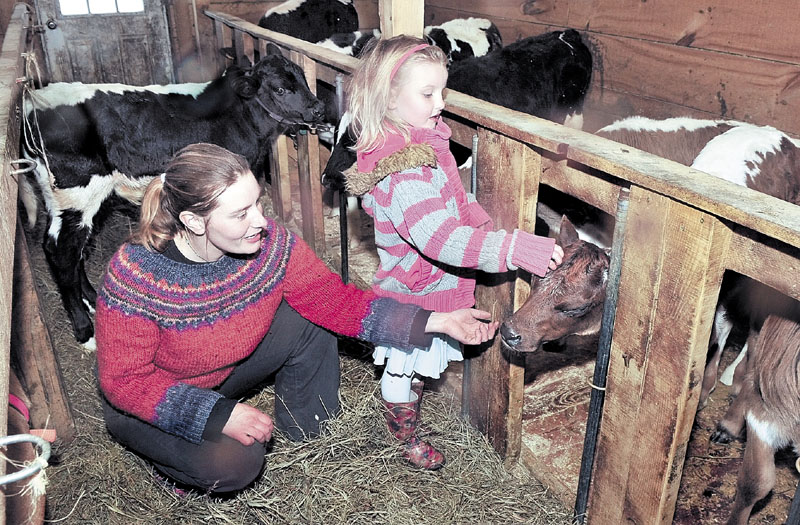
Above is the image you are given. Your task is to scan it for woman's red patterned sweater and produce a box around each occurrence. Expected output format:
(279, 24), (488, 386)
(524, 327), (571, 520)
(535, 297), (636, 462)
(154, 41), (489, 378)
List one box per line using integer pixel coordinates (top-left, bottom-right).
(96, 218), (428, 443)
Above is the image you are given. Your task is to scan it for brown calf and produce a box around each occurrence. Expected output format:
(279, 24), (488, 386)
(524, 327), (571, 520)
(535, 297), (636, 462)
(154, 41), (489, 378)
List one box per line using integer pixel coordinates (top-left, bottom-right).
(720, 315), (800, 525)
(500, 216), (609, 353)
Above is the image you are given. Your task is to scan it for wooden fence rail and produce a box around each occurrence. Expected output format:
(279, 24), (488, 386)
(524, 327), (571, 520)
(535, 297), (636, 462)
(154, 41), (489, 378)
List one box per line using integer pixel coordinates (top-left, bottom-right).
(206, 11), (800, 524)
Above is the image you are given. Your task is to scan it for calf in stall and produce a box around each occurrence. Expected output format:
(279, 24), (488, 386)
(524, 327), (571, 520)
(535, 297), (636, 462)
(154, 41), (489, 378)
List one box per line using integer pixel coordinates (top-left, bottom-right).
(321, 29), (593, 248)
(22, 45), (326, 348)
(720, 314), (800, 525)
(315, 28), (381, 58)
(501, 117), (800, 363)
(258, 0), (359, 44)
(500, 215), (610, 352)
(423, 17), (503, 64)
(315, 17), (503, 60)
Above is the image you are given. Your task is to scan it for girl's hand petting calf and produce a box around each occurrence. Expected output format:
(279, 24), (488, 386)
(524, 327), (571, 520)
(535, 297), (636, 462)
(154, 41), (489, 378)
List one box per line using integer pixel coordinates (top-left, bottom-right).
(427, 309), (499, 345)
(549, 244), (564, 271)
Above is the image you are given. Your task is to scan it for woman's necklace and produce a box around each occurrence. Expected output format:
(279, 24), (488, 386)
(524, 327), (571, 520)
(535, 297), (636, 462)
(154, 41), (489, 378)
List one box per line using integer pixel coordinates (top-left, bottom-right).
(181, 233), (209, 262)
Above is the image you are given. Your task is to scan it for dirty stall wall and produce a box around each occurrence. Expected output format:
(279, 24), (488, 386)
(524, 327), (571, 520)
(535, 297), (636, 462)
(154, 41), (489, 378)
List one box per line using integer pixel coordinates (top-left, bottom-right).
(422, 0), (800, 136)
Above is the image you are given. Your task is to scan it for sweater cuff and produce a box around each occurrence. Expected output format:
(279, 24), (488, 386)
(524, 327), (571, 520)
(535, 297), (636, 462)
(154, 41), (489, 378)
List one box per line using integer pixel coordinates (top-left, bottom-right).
(155, 383), (224, 444)
(361, 297), (423, 349)
(408, 310), (435, 348)
(508, 230), (556, 277)
(202, 397), (238, 441)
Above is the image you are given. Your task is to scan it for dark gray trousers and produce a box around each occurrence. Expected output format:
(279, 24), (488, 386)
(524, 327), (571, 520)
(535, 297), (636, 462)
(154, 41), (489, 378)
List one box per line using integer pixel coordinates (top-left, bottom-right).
(102, 301), (340, 493)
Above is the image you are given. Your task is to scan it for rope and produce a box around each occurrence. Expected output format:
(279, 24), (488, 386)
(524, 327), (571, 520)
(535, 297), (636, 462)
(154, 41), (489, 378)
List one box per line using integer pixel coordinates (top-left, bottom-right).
(587, 379), (606, 391)
(19, 51), (53, 186)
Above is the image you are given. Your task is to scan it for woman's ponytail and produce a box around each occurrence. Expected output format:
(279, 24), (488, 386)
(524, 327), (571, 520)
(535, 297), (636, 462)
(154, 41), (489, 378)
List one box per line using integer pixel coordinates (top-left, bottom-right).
(133, 176), (178, 252)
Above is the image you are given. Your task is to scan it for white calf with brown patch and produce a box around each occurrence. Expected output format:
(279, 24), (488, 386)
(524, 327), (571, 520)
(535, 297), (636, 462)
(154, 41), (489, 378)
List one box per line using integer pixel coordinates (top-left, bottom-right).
(597, 116), (800, 407)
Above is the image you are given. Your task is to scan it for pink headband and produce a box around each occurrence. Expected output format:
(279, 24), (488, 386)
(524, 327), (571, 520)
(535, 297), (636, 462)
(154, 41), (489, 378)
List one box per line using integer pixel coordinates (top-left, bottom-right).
(390, 43), (430, 81)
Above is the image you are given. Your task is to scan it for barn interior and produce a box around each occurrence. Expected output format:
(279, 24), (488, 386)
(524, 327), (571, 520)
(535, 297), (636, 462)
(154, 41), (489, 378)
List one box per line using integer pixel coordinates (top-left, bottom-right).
(0, 1), (798, 524)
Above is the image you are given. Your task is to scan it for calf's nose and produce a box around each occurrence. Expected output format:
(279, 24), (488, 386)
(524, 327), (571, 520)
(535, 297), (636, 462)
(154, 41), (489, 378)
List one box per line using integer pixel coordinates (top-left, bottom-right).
(311, 102), (325, 122)
(499, 323), (521, 347)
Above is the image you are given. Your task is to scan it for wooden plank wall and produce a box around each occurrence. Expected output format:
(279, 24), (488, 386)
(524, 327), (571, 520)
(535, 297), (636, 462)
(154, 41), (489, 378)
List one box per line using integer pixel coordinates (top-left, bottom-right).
(423, 0), (800, 136)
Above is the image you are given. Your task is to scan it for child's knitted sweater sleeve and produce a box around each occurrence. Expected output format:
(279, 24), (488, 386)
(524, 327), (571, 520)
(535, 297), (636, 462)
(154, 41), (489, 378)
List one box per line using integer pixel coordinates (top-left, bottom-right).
(281, 234), (426, 348)
(377, 166), (555, 277)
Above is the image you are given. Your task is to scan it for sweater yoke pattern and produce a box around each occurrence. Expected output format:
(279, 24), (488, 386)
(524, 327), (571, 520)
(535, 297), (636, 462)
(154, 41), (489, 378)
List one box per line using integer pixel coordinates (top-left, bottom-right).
(99, 219), (294, 329)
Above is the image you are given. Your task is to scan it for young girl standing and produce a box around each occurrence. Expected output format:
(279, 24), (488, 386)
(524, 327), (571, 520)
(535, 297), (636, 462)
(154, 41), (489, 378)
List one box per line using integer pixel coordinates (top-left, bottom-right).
(344, 35), (564, 470)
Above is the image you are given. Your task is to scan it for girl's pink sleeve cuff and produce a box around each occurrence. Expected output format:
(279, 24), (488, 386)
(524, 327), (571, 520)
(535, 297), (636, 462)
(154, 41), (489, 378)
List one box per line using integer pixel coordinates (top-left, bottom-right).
(508, 230), (556, 277)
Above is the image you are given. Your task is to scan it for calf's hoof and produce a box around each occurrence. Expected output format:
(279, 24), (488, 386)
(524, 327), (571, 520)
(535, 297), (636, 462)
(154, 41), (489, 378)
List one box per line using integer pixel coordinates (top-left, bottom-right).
(709, 425), (738, 444)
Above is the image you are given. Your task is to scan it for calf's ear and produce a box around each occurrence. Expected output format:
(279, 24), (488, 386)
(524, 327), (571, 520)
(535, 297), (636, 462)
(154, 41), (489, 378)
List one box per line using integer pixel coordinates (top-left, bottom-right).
(230, 75), (260, 99)
(265, 43), (283, 56)
(556, 214), (580, 246)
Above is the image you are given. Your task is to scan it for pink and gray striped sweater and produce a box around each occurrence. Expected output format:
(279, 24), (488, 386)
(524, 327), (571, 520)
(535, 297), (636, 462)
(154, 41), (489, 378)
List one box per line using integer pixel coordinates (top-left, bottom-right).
(347, 120), (556, 313)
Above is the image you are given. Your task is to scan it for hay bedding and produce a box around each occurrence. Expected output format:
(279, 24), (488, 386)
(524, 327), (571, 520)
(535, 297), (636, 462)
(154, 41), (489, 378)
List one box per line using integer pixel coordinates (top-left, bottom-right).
(26, 201), (572, 524)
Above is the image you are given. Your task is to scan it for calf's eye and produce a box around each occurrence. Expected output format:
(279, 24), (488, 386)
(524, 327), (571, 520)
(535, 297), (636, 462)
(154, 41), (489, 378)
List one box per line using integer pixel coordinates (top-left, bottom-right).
(276, 87), (286, 95)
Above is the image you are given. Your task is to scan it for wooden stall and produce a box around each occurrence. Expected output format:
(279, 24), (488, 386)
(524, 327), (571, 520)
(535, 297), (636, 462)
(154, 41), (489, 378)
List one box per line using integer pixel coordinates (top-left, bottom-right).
(206, 7), (799, 524)
(0, 4), (76, 523)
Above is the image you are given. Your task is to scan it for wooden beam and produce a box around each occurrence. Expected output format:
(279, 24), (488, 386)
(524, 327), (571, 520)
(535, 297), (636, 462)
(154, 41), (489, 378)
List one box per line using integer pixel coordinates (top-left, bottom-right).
(378, 0), (424, 37)
(290, 50), (326, 254)
(11, 223), (75, 443)
(724, 227), (800, 302)
(0, 9), (31, 504)
(587, 187), (731, 524)
(467, 128), (540, 460)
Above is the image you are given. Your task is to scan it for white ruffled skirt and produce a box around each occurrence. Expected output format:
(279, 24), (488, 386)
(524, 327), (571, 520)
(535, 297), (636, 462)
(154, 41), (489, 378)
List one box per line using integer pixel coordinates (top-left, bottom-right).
(372, 335), (463, 379)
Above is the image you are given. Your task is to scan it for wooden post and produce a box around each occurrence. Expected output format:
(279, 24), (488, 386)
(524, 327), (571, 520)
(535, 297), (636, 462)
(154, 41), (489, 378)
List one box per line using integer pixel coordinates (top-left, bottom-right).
(270, 134), (293, 223)
(378, 0), (424, 38)
(466, 128), (541, 460)
(11, 222), (76, 443)
(0, 11), (32, 508)
(213, 19), (227, 74)
(291, 50), (326, 254)
(587, 186), (731, 524)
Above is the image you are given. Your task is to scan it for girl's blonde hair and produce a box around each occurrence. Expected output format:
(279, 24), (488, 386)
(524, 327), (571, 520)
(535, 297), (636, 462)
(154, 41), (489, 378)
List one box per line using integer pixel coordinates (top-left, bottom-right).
(134, 143), (252, 252)
(347, 34), (447, 153)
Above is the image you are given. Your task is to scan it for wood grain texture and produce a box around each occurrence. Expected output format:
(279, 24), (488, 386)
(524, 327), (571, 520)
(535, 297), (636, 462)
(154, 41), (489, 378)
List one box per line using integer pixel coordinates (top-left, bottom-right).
(11, 224), (76, 444)
(468, 128), (538, 457)
(588, 188), (730, 524)
(425, 1), (800, 137)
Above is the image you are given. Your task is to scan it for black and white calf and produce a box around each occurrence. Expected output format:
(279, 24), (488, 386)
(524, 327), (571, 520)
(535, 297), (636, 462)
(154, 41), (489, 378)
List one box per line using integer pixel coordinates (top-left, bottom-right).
(315, 17), (503, 61)
(23, 45), (325, 348)
(447, 29), (592, 129)
(315, 29), (381, 58)
(258, 0), (358, 44)
(424, 17), (503, 64)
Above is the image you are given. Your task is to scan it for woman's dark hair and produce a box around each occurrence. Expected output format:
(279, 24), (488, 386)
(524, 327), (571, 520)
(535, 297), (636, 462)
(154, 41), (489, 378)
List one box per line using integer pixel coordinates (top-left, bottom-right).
(135, 143), (252, 252)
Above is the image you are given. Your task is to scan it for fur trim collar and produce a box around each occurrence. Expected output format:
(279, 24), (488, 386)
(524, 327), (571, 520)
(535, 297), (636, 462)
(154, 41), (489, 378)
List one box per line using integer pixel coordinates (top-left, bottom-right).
(344, 143), (437, 195)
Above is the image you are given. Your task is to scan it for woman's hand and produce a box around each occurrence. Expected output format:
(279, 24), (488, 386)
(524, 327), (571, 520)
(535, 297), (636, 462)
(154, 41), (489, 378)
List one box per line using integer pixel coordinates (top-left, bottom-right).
(222, 403), (274, 446)
(426, 309), (499, 345)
